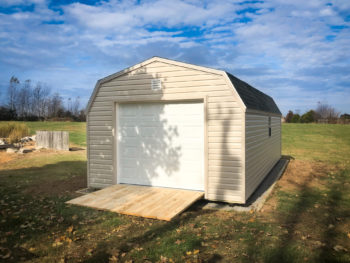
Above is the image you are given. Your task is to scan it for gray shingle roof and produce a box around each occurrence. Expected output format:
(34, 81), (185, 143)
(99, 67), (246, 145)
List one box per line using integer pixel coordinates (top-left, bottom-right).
(226, 72), (281, 115)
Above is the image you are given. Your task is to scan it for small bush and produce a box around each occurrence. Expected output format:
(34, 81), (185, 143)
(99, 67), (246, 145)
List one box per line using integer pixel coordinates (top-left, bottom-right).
(291, 114), (301, 123)
(301, 110), (318, 123)
(0, 106), (17, 121)
(0, 122), (30, 143)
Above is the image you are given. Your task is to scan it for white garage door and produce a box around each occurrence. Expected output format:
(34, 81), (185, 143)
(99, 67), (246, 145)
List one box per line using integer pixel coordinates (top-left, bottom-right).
(117, 102), (204, 191)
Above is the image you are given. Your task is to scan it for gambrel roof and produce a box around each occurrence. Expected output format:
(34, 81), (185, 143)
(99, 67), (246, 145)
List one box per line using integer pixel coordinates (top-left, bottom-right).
(226, 72), (281, 115)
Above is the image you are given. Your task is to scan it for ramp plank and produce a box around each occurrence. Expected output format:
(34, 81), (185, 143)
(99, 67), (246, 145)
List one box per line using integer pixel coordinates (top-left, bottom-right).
(67, 184), (204, 221)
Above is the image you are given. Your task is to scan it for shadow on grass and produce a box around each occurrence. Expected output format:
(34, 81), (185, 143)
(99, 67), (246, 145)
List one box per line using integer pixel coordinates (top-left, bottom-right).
(81, 204), (215, 263)
(258, 173), (315, 262)
(241, 164), (350, 263)
(0, 160), (87, 262)
(318, 168), (350, 262)
(0, 160), (87, 196)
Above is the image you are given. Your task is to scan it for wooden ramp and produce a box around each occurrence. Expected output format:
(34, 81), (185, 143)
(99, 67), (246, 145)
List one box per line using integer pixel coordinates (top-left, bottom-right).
(66, 184), (204, 221)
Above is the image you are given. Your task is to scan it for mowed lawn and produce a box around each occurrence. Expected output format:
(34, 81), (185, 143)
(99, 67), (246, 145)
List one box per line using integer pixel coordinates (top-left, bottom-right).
(283, 123), (350, 163)
(0, 123), (349, 262)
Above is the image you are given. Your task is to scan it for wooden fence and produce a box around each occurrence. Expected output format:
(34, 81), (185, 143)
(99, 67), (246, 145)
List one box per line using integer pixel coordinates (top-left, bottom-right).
(36, 131), (69, 151)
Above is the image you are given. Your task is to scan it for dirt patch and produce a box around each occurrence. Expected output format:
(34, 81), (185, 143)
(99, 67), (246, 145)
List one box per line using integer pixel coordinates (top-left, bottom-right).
(275, 159), (337, 192)
(24, 174), (87, 196)
(262, 159), (338, 213)
(0, 151), (16, 165)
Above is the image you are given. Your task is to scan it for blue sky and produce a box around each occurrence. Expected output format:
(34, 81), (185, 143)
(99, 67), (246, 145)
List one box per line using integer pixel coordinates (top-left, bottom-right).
(0, 0), (349, 115)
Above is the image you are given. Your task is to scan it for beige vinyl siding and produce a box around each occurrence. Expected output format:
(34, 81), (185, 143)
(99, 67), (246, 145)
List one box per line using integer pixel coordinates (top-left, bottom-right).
(87, 60), (245, 202)
(245, 112), (281, 200)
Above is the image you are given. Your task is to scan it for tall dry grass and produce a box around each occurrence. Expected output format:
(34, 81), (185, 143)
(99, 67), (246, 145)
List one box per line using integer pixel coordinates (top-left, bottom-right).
(0, 122), (30, 143)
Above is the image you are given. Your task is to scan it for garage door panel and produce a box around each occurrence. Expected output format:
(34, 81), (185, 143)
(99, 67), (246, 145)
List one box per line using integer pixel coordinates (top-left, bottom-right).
(119, 140), (202, 152)
(120, 167), (137, 175)
(177, 127), (203, 137)
(119, 127), (138, 137)
(120, 120), (203, 127)
(120, 136), (203, 144)
(120, 156), (203, 173)
(179, 150), (203, 161)
(119, 104), (140, 116)
(120, 147), (139, 157)
(162, 119), (203, 126)
(139, 127), (162, 137)
(117, 102), (204, 191)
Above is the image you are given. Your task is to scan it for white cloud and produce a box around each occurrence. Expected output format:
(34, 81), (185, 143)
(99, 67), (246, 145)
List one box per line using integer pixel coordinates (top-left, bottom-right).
(0, 0), (349, 114)
(320, 7), (336, 16)
(63, 0), (240, 31)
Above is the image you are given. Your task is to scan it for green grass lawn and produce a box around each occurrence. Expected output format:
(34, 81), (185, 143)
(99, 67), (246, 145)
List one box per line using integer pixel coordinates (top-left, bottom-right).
(282, 123), (350, 164)
(0, 121), (86, 147)
(0, 123), (349, 262)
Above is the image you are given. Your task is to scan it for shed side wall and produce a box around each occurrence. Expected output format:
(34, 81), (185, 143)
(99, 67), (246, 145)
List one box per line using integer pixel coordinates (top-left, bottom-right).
(245, 112), (281, 200)
(88, 60), (245, 203)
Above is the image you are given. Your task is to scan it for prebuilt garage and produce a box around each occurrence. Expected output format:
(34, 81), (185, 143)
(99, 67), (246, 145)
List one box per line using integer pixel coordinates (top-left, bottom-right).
(86, 57), (282, 204)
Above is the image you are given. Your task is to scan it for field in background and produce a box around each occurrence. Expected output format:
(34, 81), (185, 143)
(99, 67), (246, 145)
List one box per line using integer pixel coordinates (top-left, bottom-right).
(283, 123), (350, 164)
(0, 123), (349, 262)
(1, 121), (87, 147)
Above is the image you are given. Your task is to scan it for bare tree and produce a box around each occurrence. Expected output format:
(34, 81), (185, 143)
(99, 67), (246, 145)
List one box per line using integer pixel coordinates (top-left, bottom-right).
(67, 97), (72, 113)
(7, 76), (20, 111)
(72, 96), (80, 116)
(316, 102), (340, 122)
(48, 92), (64, 117)
(23, 80), (32, 116)
(5, 75), (86, 120)
(16, 79), (33, 118)
(32, 83), (51, 119)
(31, 84), (40, 116)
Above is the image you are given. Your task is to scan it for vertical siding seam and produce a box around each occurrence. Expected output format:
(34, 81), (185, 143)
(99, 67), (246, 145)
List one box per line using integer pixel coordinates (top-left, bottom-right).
(280, 116), (282, 157)
(204, 96), (209, 199)
(87, 115), (90, 188)
(242, 111), (246, 202)
(112, 102), (117, 185)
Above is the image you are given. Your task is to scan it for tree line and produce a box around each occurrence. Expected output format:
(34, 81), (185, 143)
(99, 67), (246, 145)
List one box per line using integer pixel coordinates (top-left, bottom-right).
(285, 102), (349, 124)
(0, 76), (86, 121)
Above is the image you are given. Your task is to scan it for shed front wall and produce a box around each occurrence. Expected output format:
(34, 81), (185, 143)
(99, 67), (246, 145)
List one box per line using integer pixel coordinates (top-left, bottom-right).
(245, 111), (281, 200)
(88, 60), (245, 203)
